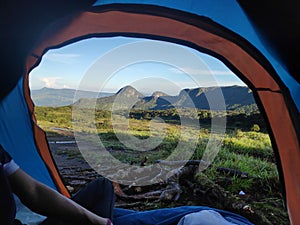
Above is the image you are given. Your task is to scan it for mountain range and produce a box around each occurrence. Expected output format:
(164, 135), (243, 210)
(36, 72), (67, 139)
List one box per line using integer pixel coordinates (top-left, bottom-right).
(72, 85), (257, 111)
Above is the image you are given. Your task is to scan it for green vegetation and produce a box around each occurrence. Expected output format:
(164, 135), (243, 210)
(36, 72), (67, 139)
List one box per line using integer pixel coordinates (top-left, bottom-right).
(35, 105), (279, 194)
(34, 105), (288, 224)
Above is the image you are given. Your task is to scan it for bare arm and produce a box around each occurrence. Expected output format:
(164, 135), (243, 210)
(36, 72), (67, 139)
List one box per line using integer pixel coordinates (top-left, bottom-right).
(9, 168), (112, 225)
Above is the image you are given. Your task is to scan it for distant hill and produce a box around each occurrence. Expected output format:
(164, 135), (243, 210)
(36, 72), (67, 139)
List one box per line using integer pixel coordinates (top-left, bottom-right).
(31, 87), (113, 106)
(74, 85), (257, 112)
(74, 86), (144, 110)
(136, 85), (256, 111)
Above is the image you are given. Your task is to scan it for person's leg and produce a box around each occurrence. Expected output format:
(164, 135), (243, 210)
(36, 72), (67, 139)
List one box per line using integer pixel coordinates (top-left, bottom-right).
(71, 176), (115, 219)
(39, 177), (115, 225)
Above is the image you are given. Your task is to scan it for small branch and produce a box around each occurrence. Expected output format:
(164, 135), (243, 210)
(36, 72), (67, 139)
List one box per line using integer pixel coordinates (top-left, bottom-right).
(156, 159), (208, 167)
(216, 167), (250, 178)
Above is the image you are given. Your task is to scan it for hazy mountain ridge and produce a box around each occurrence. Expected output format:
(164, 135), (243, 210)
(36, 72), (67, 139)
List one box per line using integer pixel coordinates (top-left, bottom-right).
(31, 87), (113, 107)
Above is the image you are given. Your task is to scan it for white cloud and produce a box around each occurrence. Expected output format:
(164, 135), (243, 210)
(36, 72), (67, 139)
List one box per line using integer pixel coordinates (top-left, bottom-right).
(169, 67), (235, 76)
(40, 77), (64, 88)
(63, 84), (70, 89)
(44, 53), (80, 64)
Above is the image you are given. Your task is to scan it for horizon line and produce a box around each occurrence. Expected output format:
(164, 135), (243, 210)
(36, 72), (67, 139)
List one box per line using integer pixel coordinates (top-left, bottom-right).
(31, 83), (248, 92)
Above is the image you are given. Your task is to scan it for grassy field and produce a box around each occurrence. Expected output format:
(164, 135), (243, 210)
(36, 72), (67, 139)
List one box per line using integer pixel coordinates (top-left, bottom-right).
(34, 105), (289, 224)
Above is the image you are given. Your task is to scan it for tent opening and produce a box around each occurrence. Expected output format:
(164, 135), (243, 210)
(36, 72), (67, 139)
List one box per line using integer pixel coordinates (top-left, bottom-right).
(28, 37), (290, 225)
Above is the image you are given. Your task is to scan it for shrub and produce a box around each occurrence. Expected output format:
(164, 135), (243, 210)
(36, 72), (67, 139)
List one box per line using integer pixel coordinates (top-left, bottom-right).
(251, 124), (260, 132)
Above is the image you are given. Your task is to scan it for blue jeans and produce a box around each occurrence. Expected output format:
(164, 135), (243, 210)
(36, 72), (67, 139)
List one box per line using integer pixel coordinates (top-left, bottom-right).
(39, 177), (115, 225)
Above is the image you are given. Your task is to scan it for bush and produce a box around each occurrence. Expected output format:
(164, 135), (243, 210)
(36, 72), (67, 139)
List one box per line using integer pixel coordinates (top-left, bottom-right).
(251, 124), (260, 132)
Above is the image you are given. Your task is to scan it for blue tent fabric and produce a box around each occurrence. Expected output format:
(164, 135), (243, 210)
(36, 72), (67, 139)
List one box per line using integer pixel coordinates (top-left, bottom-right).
(113, 206), (254, 225)
(94, 0), (300, 112)
(1, 0), (299, 224)
(0, 77), (57, 190)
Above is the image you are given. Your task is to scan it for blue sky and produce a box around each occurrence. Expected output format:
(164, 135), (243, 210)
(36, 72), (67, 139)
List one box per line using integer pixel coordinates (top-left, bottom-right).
(29, 37), (245, 95)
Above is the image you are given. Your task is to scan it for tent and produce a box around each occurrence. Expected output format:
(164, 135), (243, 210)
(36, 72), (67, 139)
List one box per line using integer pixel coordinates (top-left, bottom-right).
(1, 0), (299, 224)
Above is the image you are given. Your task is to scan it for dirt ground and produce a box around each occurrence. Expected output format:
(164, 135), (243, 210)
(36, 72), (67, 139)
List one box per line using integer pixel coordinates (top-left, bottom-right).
(47, 133), (290, 225)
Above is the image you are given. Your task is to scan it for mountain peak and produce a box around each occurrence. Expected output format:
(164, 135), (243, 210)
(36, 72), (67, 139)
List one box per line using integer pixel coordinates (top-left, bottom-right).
(116, 85), (143, 98)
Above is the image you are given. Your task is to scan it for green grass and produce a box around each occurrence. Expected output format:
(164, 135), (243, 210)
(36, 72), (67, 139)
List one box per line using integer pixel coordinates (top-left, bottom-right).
(34, 106), (289, 224)
(35, 106), (279, 194)
(222, 130), (274, 160)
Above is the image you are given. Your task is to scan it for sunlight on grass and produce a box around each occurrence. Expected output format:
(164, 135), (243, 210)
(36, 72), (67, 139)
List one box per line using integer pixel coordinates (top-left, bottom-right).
(35, 106), (279, 198)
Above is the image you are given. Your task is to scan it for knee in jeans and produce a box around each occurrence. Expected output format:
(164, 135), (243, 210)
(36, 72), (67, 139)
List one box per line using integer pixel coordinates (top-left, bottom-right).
(94, 177), (113, 189)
